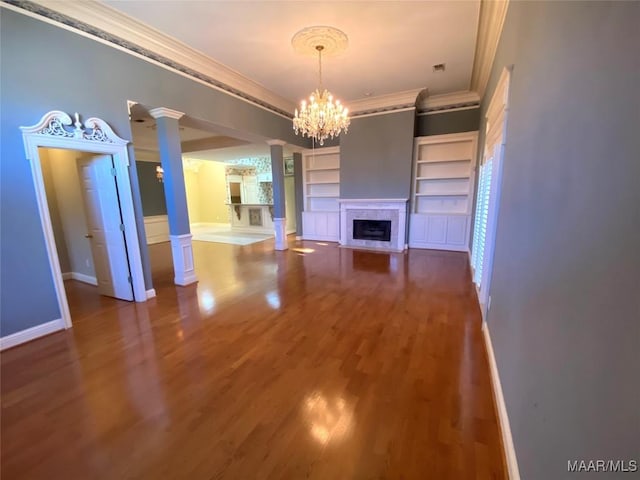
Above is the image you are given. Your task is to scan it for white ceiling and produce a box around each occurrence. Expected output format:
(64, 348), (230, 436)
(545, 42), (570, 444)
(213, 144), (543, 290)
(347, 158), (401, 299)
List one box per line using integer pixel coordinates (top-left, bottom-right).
(100, 1), (480, 104)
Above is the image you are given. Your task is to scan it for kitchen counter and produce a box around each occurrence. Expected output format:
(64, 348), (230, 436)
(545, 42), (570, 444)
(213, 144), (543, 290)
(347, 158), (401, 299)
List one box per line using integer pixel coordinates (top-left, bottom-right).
(227, 203), (274, 234)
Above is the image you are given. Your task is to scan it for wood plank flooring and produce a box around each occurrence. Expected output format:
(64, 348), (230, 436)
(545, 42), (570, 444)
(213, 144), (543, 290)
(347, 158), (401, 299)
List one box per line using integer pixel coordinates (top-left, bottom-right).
(1, 238), (505, 479)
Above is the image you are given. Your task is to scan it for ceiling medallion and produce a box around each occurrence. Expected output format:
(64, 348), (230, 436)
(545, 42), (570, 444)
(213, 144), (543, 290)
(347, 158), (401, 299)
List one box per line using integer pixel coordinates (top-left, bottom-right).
(292, 26), (350, 146)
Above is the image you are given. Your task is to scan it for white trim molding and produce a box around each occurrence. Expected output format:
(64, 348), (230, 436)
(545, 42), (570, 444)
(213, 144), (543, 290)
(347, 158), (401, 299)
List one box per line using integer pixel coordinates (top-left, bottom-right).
(418, 90), (481, 113)
(470, 0), (510, 98)
(170, 234), (198, 285)
(146, 288), (157, 299)
(273, 217), (289, 251)
(21, 0), (295, 116)
(148, 107), (185, 120)
(482, 321), (521, 479)
(349, 88), (424, 117)
(0, 318), (65, 351)
(266, 139), (287, 146)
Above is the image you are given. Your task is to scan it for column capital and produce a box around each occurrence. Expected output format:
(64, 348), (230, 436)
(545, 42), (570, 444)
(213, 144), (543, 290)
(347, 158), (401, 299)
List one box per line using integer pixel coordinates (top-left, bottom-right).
(149, 107), (185, 120)
(266, 139), (287, 146)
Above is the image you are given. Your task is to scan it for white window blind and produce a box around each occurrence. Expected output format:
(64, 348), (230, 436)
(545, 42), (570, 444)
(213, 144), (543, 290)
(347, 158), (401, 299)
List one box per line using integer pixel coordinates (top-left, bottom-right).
(472, 156), (493, 287)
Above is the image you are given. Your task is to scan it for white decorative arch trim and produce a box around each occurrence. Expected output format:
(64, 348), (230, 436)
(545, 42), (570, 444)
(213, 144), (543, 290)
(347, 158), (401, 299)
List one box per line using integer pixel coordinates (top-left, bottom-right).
(19, 110), (148, 335)
(20, 110), (129, 146)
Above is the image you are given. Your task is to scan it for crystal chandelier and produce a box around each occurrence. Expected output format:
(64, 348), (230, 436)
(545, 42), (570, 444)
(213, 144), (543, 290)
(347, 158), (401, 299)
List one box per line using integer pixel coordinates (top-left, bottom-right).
(293, 45), (349, 146)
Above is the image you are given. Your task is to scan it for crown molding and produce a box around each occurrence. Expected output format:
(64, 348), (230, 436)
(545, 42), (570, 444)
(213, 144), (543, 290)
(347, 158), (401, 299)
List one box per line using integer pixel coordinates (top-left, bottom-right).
(419, 90), (481, 112)
(470, 0), (510, 99)
(266, 139), (287, 146)
(20, 0), (296, 116)
(349, 88), (424, 117)
(148, 107), (184, 120)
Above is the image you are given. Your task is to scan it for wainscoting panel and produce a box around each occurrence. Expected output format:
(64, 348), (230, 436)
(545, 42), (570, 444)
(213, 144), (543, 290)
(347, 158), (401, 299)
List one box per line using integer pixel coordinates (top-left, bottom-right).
(144, 215), (170, 244)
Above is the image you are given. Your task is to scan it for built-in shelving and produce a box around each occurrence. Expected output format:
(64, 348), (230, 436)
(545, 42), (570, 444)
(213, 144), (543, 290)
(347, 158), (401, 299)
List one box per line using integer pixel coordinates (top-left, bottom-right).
(409, 132), (478, 251)
(301, 147), (341, 241)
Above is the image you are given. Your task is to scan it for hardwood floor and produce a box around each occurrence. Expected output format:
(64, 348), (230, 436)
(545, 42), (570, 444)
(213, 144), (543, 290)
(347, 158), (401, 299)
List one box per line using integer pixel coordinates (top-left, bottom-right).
(1, 238), (506, 479)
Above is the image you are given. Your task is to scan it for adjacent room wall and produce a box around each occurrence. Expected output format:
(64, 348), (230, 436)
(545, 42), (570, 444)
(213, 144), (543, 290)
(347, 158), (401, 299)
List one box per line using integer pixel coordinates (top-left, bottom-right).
(478, 2), (640, 477)
(0, 8), (307, 336)
(340, 110), (415, 199)
(40, 148), (96, 279)
(415, 108), (480, 137)
(40, 149), (71, 274)
(135, 160), (167, 217)
(192, 161), (229, 224)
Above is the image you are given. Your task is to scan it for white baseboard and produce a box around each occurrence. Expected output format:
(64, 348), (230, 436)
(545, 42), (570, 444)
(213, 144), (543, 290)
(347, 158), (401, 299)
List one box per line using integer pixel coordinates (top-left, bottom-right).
(0, 318), (66, 351)
(62, 272), (98, 286)
(482, 321), (521, 479)
(146, 288), (156, 299)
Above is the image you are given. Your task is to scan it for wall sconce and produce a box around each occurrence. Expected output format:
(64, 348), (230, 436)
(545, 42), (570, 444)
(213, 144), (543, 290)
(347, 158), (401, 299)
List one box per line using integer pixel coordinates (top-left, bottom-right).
(156, 165), (164, 183)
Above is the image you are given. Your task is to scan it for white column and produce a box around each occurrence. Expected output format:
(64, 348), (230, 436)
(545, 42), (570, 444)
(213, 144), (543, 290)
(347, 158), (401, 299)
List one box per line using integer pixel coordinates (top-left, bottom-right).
(149, 107), (197, 286)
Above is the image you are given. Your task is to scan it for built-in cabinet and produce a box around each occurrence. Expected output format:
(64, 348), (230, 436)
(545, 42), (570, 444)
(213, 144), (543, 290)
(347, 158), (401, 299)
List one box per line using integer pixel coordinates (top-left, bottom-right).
(301, 146), (340, 242)
(408, 132), (478, 251)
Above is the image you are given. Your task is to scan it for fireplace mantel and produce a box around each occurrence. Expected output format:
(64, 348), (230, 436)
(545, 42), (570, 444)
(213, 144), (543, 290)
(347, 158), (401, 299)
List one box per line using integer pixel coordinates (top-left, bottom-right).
(338, 198), (408, 252)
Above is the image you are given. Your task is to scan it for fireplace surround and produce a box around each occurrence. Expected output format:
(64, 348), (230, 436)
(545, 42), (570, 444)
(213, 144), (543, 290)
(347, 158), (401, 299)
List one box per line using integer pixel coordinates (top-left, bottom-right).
(339, 199), (408, 252)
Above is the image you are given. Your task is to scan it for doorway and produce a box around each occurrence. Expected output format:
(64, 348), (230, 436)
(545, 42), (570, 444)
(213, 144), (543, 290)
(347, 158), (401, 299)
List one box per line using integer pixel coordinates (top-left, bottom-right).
(41, 148), (135, 303)
(21, 111), (147, 330)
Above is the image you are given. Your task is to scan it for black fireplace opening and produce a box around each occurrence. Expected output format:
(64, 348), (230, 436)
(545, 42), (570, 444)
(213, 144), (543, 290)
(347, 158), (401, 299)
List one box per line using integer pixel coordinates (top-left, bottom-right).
(353, 219), (392, 242)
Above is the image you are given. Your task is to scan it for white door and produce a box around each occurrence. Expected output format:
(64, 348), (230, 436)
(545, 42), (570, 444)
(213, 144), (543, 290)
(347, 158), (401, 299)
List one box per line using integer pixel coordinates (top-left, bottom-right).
(77, 154), (134, 301)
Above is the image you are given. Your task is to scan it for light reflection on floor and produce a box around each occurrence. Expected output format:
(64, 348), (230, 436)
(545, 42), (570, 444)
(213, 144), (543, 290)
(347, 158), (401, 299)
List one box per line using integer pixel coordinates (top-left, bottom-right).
(302, 391), (354, 446)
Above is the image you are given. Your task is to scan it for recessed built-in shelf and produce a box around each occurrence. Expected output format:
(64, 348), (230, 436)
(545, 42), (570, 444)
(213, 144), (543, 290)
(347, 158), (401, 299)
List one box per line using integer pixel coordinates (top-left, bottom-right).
(416, 175), (470, 181)
(303, 146), (342, 242)
(306, 166), (340, 171)
(417, 158), (471, 164)
(410, 132), (479, 251)
(415, 192), (469, 197)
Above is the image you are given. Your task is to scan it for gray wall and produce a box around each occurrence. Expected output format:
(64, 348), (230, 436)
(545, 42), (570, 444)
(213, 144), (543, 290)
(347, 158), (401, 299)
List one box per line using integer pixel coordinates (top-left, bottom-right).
(480, 2), (640, 478)
(415, 108), (480, 137)
(0, 8), (307, 336)
(135, 161), (167, 216)
(340, 110), (415, 199)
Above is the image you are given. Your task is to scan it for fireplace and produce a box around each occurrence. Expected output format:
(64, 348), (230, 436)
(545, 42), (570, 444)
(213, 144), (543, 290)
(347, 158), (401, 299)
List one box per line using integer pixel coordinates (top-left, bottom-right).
(338, 198), (408, 252)
(353, 220), (391, 242)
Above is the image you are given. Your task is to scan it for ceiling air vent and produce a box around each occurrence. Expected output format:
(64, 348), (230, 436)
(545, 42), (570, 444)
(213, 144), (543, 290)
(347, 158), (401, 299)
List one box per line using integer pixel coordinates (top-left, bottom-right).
(432, 63), (446, 72)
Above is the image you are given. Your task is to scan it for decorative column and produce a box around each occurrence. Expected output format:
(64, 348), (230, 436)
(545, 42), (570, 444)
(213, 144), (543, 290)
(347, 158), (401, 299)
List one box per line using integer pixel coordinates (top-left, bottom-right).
(292, 152), (304, 239)
(149, 107), (197, 286)
(268, 139), (288, 250)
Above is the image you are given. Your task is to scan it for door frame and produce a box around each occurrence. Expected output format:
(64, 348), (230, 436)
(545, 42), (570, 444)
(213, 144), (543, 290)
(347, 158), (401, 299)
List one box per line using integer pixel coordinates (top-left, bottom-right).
(20, 110), (147, 329)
